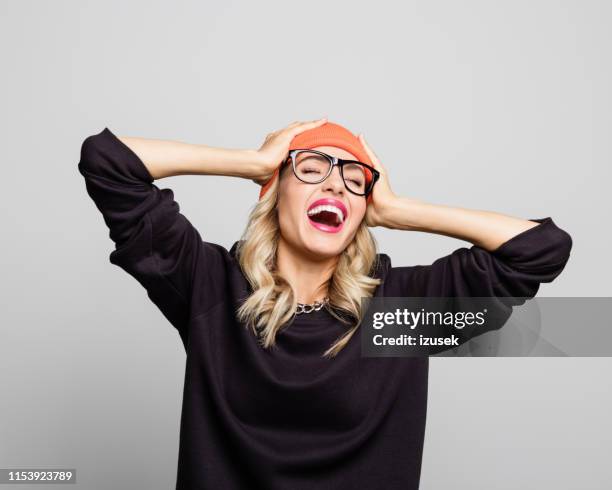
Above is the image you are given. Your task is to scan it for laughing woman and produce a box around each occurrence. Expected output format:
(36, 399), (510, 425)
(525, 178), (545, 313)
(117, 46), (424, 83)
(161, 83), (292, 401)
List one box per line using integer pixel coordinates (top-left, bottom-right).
(78, 119), (572, 490)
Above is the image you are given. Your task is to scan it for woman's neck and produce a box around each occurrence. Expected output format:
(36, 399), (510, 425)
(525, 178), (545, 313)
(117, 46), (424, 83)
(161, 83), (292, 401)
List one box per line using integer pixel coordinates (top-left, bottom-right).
(276, 238), (338, 304)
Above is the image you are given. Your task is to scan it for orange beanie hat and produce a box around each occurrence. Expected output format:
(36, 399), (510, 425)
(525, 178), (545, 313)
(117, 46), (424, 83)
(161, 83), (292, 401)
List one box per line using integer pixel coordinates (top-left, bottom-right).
(258, 121), (375, 204)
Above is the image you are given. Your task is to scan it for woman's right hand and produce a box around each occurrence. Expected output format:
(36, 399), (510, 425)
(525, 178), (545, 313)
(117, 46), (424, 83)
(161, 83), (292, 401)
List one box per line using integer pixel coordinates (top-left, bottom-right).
(250, 118), (328, 186)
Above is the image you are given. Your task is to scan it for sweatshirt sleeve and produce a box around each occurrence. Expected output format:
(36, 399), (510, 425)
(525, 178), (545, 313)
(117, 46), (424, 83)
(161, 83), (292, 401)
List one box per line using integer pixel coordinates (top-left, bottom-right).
(77, 128), (228, 340)
(385, 217), (573, 299)
(381, 217), (572, 352)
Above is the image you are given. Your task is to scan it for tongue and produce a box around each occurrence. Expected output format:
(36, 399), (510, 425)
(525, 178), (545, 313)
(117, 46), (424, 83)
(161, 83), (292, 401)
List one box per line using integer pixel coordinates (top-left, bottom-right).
(310, 210), (338, 227)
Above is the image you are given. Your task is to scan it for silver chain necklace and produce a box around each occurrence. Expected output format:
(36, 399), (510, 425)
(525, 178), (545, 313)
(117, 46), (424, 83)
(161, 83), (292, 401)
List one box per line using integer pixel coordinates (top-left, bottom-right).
(296, 296), (330, 315)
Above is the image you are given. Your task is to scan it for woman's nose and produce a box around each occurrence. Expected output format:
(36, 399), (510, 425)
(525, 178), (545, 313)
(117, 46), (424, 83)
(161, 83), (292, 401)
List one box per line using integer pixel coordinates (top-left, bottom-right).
(323, 166), (345, 193)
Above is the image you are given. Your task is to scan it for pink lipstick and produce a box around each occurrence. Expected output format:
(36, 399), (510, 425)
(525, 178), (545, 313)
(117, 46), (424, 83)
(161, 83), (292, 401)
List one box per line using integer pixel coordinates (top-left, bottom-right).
(306, 198), (348, 234)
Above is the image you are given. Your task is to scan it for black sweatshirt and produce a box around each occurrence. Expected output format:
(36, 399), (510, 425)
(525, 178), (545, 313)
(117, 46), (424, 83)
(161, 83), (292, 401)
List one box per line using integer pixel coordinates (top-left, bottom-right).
(78, 128), (573, 490)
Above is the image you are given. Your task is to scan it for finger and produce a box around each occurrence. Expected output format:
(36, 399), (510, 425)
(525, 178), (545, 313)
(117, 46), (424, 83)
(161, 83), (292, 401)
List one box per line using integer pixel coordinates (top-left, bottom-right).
(359, 134), (387, 176)
(273, 119), (304, 136)
(306, 117), (327, 124)
(293, 116), (326, 124)
(361, 135), (383, 168)
(359, 134), (377, 162)
(294, 117), (326, 127)
(292, 117), (327, 135)
(359, 133), (371, 151)
(277, 121), (300, 133)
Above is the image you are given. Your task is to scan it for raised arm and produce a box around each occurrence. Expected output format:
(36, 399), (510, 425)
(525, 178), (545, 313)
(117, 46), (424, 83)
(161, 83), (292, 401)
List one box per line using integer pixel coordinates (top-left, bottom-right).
(359, 134), (572, 351)
(373, 197), (547, 252)
(113, 132), (262, 180)
(358, 132), (573, 299)
(373, 193), (571, 300)
(77, 128), (262, 343)
(383, 210), (572, 299)
(379, 197), (572, 296)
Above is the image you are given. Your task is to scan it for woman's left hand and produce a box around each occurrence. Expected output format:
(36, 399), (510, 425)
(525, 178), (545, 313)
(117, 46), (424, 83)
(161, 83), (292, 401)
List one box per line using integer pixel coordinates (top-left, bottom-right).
(358, 134), (398, 227)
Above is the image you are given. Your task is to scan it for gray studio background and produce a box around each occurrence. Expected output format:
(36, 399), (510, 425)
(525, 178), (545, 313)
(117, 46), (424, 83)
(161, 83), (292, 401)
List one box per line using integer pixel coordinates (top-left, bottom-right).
(1, 1), (610, 489)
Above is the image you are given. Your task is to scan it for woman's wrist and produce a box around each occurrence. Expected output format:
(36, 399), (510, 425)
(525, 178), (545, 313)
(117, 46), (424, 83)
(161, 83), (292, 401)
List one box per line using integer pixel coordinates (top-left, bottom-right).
(377, 196), (429, 231)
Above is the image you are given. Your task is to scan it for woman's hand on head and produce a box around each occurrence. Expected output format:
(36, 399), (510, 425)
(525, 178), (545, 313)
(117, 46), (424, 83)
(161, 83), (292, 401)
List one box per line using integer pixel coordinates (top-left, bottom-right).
(250, 118), (328, 186)
(358, 133), (399, 228)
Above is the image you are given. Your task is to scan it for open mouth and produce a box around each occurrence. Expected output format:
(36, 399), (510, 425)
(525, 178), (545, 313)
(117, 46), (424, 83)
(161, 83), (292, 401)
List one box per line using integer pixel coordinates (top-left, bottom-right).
(308, 206), (344, 226)
(306, 200), (347, 232)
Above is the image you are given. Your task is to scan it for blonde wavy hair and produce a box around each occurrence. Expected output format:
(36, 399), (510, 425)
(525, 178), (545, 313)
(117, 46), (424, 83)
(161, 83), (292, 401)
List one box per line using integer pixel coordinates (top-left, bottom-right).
(235, 166), (383, 358)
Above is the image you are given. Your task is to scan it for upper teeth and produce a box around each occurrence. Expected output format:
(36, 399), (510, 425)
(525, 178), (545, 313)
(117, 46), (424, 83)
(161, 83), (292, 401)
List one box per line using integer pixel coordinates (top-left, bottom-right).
(307, 204), (345, 223)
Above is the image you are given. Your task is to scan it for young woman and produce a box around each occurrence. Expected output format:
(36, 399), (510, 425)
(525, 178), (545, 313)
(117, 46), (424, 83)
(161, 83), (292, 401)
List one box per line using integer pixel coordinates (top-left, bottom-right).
(78, 119), (572, 490)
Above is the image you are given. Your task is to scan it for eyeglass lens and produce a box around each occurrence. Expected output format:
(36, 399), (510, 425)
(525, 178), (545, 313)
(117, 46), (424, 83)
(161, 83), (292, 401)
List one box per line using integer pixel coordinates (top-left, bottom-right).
(294, 151), (368, 194)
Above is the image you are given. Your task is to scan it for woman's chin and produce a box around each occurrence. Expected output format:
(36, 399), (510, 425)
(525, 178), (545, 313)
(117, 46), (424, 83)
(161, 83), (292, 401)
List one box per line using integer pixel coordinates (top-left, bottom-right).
(288, 216), (352, 259)
(302, 233), (347, 259)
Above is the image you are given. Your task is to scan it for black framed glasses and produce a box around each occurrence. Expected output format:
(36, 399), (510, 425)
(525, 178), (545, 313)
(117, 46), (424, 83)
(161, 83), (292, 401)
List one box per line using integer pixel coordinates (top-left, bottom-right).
(282, 149), (380, 197)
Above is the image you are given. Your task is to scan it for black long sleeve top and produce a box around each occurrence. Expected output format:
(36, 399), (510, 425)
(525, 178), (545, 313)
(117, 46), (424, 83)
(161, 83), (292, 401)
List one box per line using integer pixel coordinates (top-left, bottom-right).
(78, 127), (573, 490)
